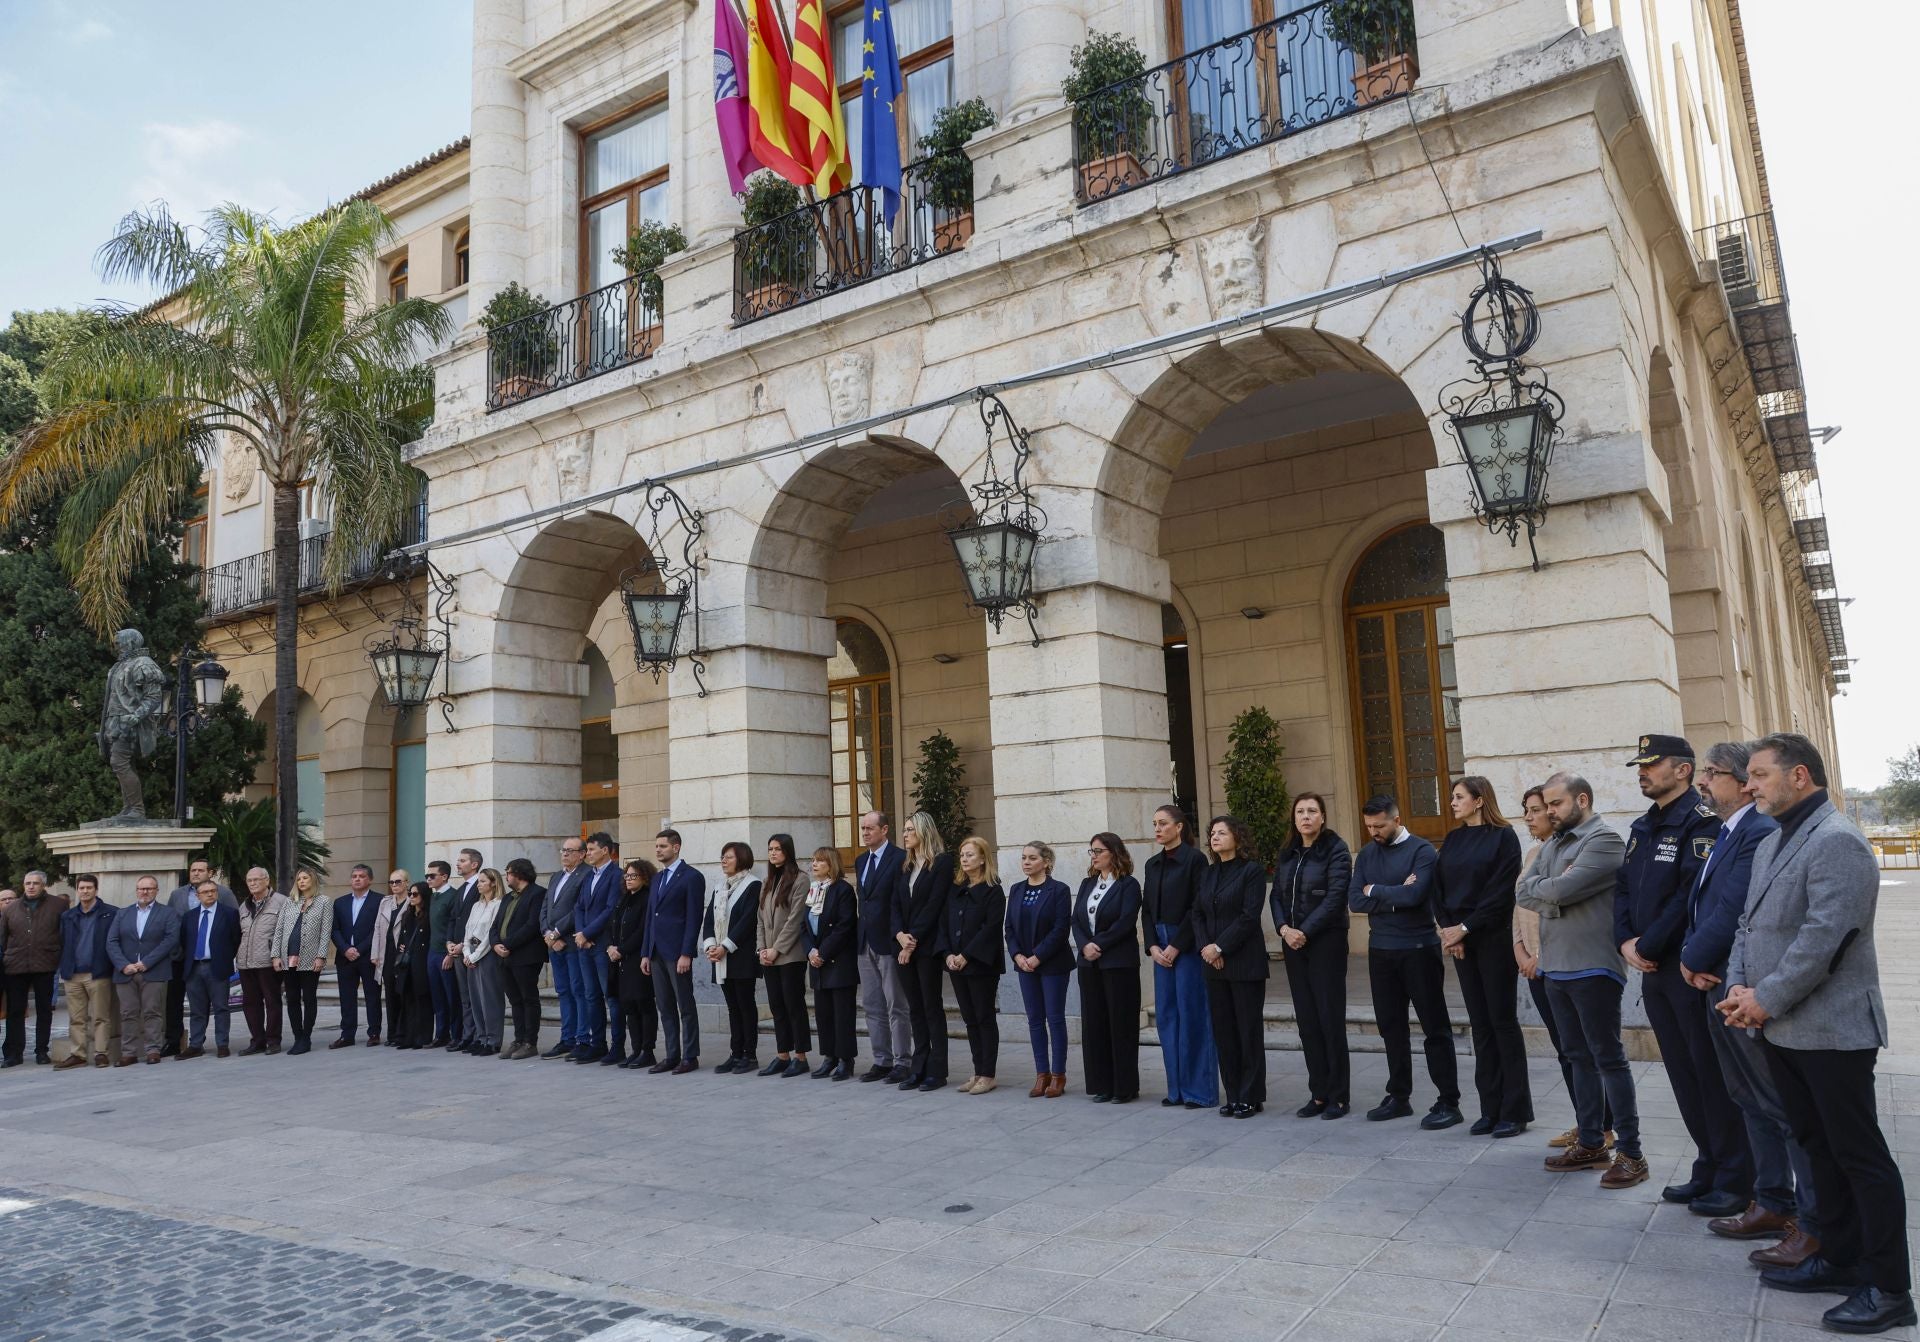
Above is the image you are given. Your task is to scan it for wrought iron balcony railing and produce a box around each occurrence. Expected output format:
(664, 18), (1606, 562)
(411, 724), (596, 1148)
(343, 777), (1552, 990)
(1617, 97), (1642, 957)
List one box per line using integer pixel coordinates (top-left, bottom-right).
(487, 272), (662, 411)
(733, 158), (969, 324)
(203, 494), (429, 618)
(1695, 211), (1799, 397)
(1072, 0), (1415, 205)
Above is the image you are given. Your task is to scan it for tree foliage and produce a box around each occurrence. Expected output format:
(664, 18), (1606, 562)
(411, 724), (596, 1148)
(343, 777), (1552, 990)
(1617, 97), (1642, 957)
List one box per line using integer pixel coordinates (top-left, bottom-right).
(910, 728), (971, 850)
(1221, 705), (1289, 869)
(198, 797), (330, 890)
(1884, 746), (1920, 825)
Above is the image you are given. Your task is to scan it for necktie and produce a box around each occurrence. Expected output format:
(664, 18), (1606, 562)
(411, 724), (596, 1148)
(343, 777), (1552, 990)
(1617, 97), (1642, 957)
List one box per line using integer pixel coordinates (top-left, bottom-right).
(1698, 823), (1733, 890)
(198, 909), (211, 959)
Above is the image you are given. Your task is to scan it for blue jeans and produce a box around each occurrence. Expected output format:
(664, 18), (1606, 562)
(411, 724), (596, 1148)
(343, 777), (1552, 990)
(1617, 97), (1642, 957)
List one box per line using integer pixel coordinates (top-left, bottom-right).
(579, 944), (624, 1053)
(1153, 924), (1218, 1105)
(1017, 971), (1070, 1074)
(548, 946), (582, 1046)
(426, 951), (456, 1040)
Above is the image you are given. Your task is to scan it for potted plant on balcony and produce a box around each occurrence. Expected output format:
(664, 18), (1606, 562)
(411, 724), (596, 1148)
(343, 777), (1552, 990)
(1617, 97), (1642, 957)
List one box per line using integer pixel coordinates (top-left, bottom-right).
(1064, 31), (1154, 201)
(736, 172), (814, 318)
(611, 219), (686, 353)
(1326, 0), (1417, 107)
(916, 96), (996, 252)
(479, 281), (558, 404)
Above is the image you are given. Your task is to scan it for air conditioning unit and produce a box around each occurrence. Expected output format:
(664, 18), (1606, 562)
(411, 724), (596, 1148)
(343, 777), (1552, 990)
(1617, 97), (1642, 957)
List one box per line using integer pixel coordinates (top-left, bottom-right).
(298, 517), (330, 541)
(1714, 234), (1759, 307)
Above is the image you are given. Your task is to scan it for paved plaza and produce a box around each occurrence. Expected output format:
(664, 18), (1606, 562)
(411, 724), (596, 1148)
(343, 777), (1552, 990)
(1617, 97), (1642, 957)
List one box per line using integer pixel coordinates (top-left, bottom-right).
(4, 871), (1918, 1342)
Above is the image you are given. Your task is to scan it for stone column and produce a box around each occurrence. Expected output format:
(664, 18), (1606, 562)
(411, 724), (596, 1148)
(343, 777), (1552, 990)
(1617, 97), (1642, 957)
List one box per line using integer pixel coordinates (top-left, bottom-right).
(468, 0), (529, 327)
(1003, 0), (1086, 124)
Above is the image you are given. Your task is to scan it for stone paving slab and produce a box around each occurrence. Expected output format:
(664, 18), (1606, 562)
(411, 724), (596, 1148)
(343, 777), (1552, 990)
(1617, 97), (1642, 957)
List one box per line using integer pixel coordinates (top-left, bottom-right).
(3, 870), (1918, 1341)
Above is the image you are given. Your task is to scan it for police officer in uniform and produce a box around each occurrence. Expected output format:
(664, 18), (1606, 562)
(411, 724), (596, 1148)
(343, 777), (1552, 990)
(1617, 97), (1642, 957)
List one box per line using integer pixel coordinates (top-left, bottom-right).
(1617, 733), (1752, 1215)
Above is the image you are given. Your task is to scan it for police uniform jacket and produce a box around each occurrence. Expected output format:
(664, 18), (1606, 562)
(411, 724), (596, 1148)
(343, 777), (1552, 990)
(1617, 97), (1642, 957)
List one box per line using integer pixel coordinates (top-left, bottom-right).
(1613, 790), (1720, 963)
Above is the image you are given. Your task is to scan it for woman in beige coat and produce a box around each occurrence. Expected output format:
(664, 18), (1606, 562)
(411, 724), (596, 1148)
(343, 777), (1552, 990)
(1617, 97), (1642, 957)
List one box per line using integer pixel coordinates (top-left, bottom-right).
(754, 833), (811, 1077)
(274, 870), (332, 1056)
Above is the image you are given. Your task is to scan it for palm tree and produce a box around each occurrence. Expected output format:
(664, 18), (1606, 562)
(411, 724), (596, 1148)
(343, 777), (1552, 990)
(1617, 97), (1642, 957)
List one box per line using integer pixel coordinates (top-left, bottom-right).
(0, 200), (451, 888)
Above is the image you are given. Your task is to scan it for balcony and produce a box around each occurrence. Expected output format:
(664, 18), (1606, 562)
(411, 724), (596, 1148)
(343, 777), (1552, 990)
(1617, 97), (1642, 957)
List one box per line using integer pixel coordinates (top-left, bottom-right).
(1757, 386), (1815, 473)
(487, 273), (661, 411)
(732, 159), (968, 324)
(1696, 212), (1800, 397)
(203, 494), (429, 618)
(1072, 0), (1413, 205)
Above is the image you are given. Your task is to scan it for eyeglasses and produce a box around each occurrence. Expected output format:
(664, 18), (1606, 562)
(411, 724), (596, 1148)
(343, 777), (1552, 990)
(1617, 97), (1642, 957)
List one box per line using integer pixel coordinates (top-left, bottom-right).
(1698, 767), (1736, 783)
(1087, 847), (1107, 856)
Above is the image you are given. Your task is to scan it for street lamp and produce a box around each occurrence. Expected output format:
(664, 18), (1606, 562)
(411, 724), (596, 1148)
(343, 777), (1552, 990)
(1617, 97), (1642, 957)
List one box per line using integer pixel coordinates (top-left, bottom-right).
(369, 622), (446, 709)
(618, 482), (708, 695)
(367, 551), (459, 730)
(172, 647), (229, 822)
(945, 391), (1048, 644)
(1438, 250), (1563, 569)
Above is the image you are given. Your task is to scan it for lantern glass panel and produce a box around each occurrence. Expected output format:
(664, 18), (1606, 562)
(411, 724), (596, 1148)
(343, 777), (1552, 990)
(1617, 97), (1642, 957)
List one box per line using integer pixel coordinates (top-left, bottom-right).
(948, 520), (1037, 609)
(626, 590), (686, 662)
(394, 647), (441, 706)
(1457, 404), (1546, 515)
(192, 659), (229, 711)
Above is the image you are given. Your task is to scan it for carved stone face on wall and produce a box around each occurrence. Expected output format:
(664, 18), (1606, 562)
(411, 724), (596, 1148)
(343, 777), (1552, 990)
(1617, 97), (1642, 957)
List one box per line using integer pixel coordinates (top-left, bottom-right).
(1200, 222), (1267, 318)
(826, 350), (873, 426)
(555, 430), (593, 499)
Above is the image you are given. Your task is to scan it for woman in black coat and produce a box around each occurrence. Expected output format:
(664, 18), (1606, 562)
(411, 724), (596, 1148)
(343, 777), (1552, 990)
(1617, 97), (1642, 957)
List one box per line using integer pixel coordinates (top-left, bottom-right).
(702, 841), (762, 1074)
(802, 847), (859, 1080)
(891, 811), (955, 1092)
(1193, 817), (1271, 1117)
(944, 836), (1007, 1094)
(1073, 832), (1143, 1103)
(392, 884), (435, 1048)
(1006, 841), (1073, 1097)
(1436, 776), (1529, 1135)
(491, 858), (551, 1059)
(610, 860), (658, 1069)
(1270, 793), (1354, 1117)
(1144, 805), (1217, 1109)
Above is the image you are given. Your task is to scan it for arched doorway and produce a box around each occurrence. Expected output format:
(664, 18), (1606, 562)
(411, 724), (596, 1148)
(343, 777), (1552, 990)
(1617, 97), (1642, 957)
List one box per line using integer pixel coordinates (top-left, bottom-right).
(1345, 523), (1459, 843)
(827, 617), (894, 865)
(579, 644), (618, 838)
(1162, 602), (1199, 824)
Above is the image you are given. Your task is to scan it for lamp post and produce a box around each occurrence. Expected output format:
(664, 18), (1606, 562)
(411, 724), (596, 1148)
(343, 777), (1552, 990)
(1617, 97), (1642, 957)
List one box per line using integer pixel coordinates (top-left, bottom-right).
(945, 391), (1048, 644)
(172, 647), (229, 822)
(368, 552), (459, 730)
(1438, 250), (1563, 570)
(617, 481), (709, 695)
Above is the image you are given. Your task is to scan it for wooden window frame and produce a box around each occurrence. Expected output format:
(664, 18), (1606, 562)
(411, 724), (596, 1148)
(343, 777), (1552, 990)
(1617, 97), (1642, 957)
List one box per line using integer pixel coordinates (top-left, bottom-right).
(577, 94), (671, 297)
(388, 257), (409, 304)
(182, 482), (210, 571)
(828, 0), (954, 172)
(452, 228), (470, 288)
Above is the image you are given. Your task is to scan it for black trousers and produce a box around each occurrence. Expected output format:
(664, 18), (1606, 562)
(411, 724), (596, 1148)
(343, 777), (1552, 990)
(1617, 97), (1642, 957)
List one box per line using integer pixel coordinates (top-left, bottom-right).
(1368, 944), (1459, 1106)
(335, 955), (382, 1041)
(900, 952), (949, 1081)
(1282, 937), (1349, 1104)
(384, 972), (406, 1042)
(3, 972), (55, 1062)
(653, 964), (700, 1061)
(164, 974), (187, 1053)
(722, 976), (758, 1058)
(814, 983), (856, 1062)
(1641, 962), (1751, 1194)
(1453, 932), (1533, 1124)
(621, 991), (659, 1055)
(950, 973), (1000, 1078)
(395, 985), (435, 1046)
(285, 970), (320, 1043)
(1528, 974), (1611, 1128)
(1765, 1042), (1910, 1292)
(238, 966), (283, 1047)
(1206, 977), (1267, 1106)
(765, 961), (810, 1053)
(503, 962), (543, 1045)
(1078, 964), (1141, 1099)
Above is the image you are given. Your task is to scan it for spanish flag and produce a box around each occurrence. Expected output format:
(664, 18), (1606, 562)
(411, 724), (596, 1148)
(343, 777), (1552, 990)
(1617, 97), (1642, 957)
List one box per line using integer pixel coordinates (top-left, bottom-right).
(746, 0), (812, 188)
(789, 0), (851, 194)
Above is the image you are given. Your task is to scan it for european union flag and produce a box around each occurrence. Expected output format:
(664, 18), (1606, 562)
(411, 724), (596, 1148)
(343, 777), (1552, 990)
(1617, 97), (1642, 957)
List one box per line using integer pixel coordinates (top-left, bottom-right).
(857, 0), (905, 227)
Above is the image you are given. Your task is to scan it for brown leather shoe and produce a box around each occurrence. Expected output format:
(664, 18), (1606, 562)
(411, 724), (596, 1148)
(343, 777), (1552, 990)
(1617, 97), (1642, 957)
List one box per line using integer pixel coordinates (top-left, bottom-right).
(1599, 1154), (1649, 1189)
(115, 1055), (138, 1067)
(1547, 1127), (1614, 1150)
(216, 1045), (230, 1058)
(1030, 1074), (1049, 1098)
(1045, 1072), (1065, 1098)
(1544, 1143), (1613, 1172)
(92, 1054), (108, 1069)
(54, 1055), (88, 1070)
(1750, 1229), (1820, 1268)
(177, 1046), (204, 1060)
(145, 1052), (161, 1064)
(1710, 1202), (1796, 1240)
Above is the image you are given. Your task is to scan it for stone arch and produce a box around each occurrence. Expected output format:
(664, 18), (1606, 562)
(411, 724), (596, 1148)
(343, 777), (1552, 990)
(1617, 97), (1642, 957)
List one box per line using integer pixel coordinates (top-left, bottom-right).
(495, 509), (654, 661)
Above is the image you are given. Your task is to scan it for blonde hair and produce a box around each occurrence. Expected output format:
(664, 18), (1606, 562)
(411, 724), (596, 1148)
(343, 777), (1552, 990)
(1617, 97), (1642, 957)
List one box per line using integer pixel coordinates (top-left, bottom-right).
(904, 811), (945, 866)
(953, 835), (996, 886)
(811, 846), (844, 881)
(1023, 841), (1055, 875)
(477, 867), (505, 899)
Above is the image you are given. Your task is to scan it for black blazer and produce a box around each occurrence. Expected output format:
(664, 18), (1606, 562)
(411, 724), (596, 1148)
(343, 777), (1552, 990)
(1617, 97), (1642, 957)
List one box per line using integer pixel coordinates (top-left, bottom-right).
(1270, 833), (1353, 942)
(330, 892), (381, 958)
(1192, 857), (1270, 981)
(1072, 874), (1141, 970)
(853, 843), (907, 955)
(393, 907), (431, 990)
(802, 880), (860, 991)
(702, 877), (761, 981)
(1143, 844), (1208, 954)
(1005, 878), (1074, 976)
(892, 852), (955, 961)
(612, 884), (652, 1004)
(492, 882), (548, 967)
(943, 881), (1006, 977)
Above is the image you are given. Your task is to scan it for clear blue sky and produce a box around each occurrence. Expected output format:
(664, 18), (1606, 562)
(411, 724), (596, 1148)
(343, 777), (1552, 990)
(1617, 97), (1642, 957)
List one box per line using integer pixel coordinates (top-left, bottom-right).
(1, 1), (1913, 787)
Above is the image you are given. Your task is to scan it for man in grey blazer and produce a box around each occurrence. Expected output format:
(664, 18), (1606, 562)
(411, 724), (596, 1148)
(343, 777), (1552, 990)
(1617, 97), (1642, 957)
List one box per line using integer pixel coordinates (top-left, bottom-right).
(1722, 733), (1912, 1334)
(108, 875), (183, 1065)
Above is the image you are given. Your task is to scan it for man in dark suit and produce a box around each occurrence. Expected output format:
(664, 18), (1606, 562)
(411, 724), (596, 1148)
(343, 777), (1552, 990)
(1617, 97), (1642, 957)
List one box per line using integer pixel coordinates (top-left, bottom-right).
(643, 828), (706, 1073)
(330, 864), (383, 1048)
(1683, 741), (1811, 1250)
(853, 811), (911, 1083)
(178, 880), (241, 1059)
(540, 837), (590, 1057)
(571, 831), (623, 1063)
(162, 858), (234, 1055)
(448, 848), (484, 1048)
(107, 876), (181, 1064)
(1723, 734), (1913, 1334)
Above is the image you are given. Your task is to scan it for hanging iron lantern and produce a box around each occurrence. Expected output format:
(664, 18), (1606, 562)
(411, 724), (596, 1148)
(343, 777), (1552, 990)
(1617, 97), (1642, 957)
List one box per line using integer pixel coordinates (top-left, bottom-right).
(945, 390), (1048, 643)
(365, 552), (459, 730)
(618, 482), (708, 694)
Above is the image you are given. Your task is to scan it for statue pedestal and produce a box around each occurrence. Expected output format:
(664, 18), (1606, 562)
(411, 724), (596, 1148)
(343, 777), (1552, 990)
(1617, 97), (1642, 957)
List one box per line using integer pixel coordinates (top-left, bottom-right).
(40, 825), (217, 906)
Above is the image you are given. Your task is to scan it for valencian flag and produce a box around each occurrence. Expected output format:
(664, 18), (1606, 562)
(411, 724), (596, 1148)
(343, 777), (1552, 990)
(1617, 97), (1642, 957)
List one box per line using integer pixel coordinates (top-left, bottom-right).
(789, 0), (852, 194)
(713, 0), (765, 193)
(746, 0), (812, 187)
(857, 0), (906, 226)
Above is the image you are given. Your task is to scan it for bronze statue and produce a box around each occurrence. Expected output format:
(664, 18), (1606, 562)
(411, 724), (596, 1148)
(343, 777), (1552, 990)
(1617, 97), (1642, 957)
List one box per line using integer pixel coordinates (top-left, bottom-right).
(97, 628), (167, 823)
